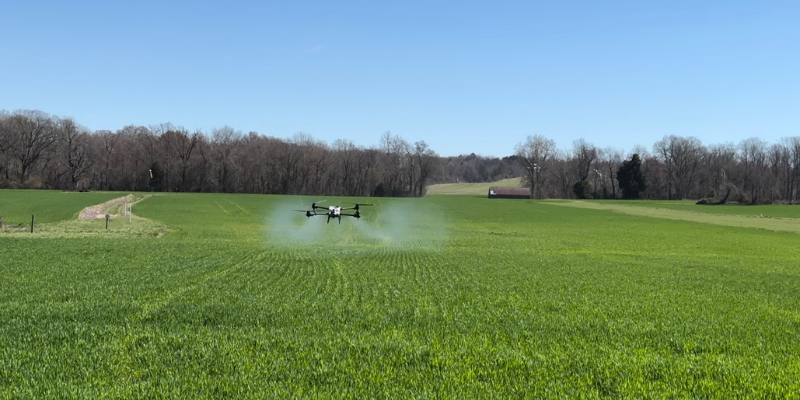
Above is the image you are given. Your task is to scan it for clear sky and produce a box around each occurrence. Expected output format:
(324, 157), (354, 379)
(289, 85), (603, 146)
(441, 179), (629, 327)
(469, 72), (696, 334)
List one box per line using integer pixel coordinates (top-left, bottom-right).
(1, 1), (798, 157)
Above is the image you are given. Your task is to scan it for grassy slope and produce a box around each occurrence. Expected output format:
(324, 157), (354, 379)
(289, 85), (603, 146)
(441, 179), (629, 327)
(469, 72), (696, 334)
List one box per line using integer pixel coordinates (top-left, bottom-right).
(2, 193), (800, 398)
(594, 199), (800, 218)
(426, 177), (522, 195)
(551, 200), (800, 233)
(0, 191), (166, 237)
(0, 190), (124, 224)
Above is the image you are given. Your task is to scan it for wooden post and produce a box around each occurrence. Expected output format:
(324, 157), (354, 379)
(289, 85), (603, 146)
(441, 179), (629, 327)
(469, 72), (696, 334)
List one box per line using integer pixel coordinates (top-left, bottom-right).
(0, 215), (4, 231)
(31, 215), (35, 233)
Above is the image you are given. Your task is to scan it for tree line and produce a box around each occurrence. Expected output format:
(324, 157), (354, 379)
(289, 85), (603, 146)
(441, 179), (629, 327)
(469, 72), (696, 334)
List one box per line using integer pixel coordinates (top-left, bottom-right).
(2, 109), (800, 203)
(514, 134), (800, 203)
(0, 110), (438, 197)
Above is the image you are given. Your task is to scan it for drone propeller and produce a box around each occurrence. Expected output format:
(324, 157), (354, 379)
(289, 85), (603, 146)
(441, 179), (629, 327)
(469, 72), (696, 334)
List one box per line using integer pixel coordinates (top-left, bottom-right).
(300, 199), (326, 208)
(292, 210), (315, 218)
(340, 210), (361, 219)
(344, 203), (374, 211)
(312, 200), (331, 210)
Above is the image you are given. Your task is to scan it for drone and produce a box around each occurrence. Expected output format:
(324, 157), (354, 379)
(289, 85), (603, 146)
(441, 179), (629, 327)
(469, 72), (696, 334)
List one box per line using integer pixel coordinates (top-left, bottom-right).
(294, 202), (373, 224)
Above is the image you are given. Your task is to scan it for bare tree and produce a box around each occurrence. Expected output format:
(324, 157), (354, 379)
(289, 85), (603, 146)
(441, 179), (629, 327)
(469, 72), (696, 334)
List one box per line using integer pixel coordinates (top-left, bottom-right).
(653, 135), (705, 199)
(769, 141), (791, 202)
(550, 151), (575, 199)
(737, 137), (768, 203)
(6, 110), (58, 183)
(0, 111), (12, 182)
(783, 137), (800, 202)
(332, 139), (358, 195)
(110, 125), (152, 190)
(377, 132), (409, 196)
(355, 148), (379, 196)
(514, 135), (556, 198)
(703, 143), (736, 199)
(572, 139), (597, 182)
(92, 130), (118, 190)
(599, 147), (624, 198)
(58, 118), (93, 191)
(161, 128), (201, 191)
(210, 126), (242, 193)
(413, 140), (439, 197)
(306, 139), (331, 195)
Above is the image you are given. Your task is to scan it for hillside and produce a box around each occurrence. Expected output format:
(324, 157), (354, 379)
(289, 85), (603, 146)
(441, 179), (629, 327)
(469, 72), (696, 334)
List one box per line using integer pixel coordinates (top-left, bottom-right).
(425, 177), (523, 195)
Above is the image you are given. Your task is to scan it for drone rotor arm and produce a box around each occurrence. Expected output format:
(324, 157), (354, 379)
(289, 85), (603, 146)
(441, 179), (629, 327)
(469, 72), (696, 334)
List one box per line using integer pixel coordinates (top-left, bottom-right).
(342, 203), (374, 211)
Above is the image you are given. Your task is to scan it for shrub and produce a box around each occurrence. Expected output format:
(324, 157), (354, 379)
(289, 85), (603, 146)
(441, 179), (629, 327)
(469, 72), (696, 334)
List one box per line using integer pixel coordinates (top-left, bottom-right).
(573, 180), (593, 199)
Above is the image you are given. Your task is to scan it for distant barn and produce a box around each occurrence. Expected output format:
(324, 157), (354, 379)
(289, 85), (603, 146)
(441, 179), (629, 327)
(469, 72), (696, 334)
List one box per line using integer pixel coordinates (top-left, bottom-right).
(488, 187), (531, 199)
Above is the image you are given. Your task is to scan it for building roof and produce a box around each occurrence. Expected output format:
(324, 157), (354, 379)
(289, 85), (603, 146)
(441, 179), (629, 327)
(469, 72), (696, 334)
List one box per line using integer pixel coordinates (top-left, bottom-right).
(488, 186), (531, 196)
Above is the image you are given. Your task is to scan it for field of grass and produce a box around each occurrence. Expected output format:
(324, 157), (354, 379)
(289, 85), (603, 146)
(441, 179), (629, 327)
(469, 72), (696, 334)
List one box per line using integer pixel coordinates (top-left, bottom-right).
(0, 191), (167, 238)
(0, 190), (123, 224)
(551, 200), (800, 234)
(2, 192), (800, 397)
(593, 199), (800, 218)
(426, 177), (523, 195)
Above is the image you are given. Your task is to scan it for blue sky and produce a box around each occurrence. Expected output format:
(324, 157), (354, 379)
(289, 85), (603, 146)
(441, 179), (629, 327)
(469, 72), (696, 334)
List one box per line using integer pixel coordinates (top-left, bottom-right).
(1, 1), (798, 157)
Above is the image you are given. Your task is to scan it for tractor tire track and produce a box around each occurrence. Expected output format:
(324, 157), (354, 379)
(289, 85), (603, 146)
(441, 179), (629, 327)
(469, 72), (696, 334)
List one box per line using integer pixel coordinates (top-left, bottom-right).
(133, 252), (265, 323)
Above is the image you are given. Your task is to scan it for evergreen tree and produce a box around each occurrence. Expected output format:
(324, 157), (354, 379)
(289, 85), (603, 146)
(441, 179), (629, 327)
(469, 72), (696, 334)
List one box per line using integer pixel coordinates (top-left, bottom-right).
(149, 161), (165, 192)
(616, 154), (646, 199)
(573, 180), (593, 199)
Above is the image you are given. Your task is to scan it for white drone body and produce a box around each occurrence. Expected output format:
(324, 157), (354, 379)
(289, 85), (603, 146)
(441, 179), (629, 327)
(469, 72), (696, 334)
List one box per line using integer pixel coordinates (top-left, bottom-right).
(297, 202), (372, 224)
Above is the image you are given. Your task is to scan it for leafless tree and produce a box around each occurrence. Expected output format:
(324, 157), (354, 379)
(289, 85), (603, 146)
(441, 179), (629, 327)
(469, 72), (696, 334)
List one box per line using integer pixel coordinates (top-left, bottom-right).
(92, 130), (119, 190)
(413, 140), (439, 197)
(514, 135), (556, 198)
(58, 118), (93, 190)
(161, 128), (201, 191)
(6, 110), (58, 183)
(783, 137), (800, 202)
(0, 111), (12, 182)
(572, 138), (597, 183)
(549, 151), (575, 199)
(769, 142), (791, 202)
(702, 143), (736, 199)
(737, 138), (768, 203)
(209, 126), (242, 192)
(653, 135), (705, 199)
(378, 132), (409, 196)
(598, 147), (624, 198)
(332, 139), (358, 195)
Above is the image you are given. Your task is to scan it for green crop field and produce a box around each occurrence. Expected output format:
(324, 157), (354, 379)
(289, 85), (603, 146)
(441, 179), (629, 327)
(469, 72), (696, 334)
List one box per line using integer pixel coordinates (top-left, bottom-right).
(2, 191), (800, 398)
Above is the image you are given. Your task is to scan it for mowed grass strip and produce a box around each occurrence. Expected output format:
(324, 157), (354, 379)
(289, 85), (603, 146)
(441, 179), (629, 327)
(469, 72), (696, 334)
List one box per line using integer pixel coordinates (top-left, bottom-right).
(590, 199), (800, 218)
(550, 199), (800, 233)
(2, 193), (800, 397)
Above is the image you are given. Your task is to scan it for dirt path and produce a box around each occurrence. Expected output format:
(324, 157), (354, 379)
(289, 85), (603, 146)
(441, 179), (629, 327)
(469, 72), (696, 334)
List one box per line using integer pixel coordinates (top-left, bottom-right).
(77, 194), (142, 220)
